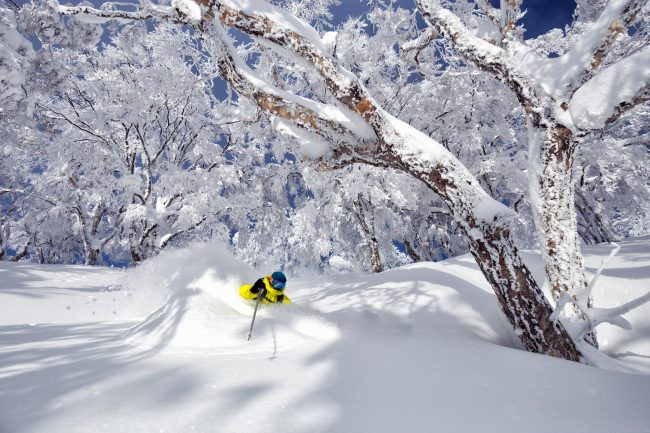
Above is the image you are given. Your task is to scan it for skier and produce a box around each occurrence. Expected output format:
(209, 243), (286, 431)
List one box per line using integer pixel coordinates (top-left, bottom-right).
(239, 271), (292, 304)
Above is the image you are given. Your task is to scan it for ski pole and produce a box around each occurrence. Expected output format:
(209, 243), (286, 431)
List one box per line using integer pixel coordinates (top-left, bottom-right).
(247, 289), (265, 341)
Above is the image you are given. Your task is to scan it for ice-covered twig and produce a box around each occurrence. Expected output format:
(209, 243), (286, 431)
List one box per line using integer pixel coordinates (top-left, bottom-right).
(498, 0), (524, 42)
(597, 291), (650, 324)
(475, 0), (500, 32)
(584, 242), (621, 301)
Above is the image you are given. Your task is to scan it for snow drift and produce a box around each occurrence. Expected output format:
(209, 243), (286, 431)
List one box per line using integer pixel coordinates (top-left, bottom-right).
(1, 237), (650, 433)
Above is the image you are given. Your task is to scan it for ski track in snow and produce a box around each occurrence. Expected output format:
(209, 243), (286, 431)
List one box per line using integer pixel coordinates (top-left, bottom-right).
(1, 237), (650, 433)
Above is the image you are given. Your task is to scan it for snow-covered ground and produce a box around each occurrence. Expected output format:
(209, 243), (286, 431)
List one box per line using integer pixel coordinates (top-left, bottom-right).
(1, 237), (650, 433)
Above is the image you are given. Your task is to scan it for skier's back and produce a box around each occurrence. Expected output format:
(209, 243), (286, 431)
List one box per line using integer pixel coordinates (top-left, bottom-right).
(239, 271), (292, 304)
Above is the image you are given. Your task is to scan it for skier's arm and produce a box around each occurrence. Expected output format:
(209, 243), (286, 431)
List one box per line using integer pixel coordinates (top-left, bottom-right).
(249, 278), (266, 294)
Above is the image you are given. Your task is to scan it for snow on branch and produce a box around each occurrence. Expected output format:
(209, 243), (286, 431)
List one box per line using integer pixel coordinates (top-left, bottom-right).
(569, 46), (650, 130)
(414, 0), (535, 107)
(498, 0), (524, 42)
(401, 27), (437, 68)
(558, 0), (646, 91)
(210, 23), (374, 144)
(49, 0), (183, 24)
(211, 1), (380, 126)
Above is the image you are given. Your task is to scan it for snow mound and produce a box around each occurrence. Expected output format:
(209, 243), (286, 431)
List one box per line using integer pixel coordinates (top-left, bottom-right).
(119, 242), (340, 352)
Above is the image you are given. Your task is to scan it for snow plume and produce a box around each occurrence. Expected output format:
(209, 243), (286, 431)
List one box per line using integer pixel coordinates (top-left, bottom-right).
(119, 242), (340, 351)
(119, 242), (258, 350)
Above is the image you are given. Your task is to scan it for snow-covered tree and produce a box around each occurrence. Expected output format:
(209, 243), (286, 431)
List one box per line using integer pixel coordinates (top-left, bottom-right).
(0, 2), (33, 112)
(35, 23), (232, 264)
(415, 0), (649, 346)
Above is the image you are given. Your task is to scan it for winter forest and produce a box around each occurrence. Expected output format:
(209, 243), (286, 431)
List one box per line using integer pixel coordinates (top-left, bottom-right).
(2, 0), (650, 431)
(2, 0), (650, 380)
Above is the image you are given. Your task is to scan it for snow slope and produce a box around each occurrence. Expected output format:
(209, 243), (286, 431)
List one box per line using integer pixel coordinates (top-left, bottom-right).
(1, 238), (650, 433)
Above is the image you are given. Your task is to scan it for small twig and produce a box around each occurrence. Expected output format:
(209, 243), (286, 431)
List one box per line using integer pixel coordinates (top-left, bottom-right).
(585, 242), (620, 300)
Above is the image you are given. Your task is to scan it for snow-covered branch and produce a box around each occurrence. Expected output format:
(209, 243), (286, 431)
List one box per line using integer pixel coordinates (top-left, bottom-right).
(0, 188), (57, 206)
(569, 46), (650, 130)
(560, 0), (646, 92)
(401, 27), (437, 67)
(209, 22), (372, 145)
(498, 0), (524, 42)
(49, 0), (183, 24)
(414, 0), (535, 108)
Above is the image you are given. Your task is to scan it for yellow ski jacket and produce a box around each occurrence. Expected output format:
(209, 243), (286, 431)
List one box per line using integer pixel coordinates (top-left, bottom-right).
(239, 276), (292, 304)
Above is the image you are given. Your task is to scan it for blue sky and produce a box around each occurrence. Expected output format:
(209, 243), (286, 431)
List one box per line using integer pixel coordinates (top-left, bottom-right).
(331, 0), (576, 39)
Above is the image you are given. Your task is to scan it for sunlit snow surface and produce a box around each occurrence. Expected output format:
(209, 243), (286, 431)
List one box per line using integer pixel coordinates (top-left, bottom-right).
(1, 237), (650, 433)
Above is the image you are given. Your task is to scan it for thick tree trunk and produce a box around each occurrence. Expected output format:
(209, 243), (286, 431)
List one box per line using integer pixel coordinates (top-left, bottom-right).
(465, 224), (582, 359)
(530, 125), (588, 302)
(396, 153), (581, 360)
(529, 124), (597, 347)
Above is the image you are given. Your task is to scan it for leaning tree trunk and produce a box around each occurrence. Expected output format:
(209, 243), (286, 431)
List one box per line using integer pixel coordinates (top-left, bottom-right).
(355, 113), (584, 362)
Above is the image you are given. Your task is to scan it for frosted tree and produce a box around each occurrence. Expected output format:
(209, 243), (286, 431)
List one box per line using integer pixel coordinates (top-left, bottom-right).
(415, 0), (649, 345)
(0, 2), (33, 112)
(23, 20), (239, 264)
(287, 165), (429, 273)
(45, 0), (591, 361)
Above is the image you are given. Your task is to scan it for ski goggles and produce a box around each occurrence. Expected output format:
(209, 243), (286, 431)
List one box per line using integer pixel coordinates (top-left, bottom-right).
(271, 280), (286, 290)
